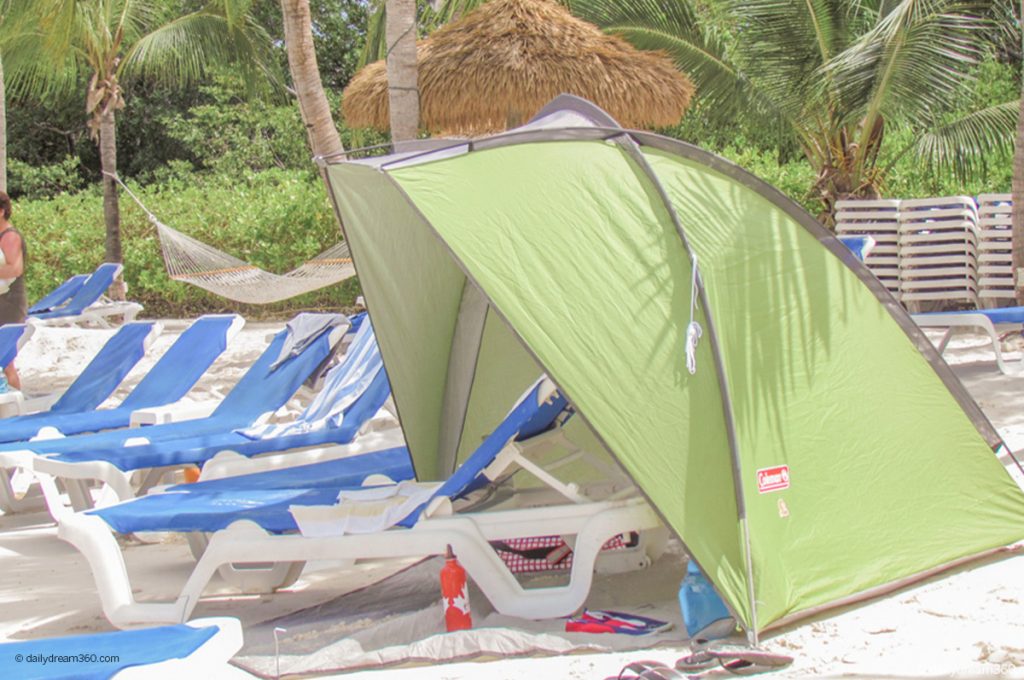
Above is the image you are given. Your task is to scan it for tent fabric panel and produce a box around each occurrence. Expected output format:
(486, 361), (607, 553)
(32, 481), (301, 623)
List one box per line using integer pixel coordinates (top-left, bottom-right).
(631, 133), (1001, 450)
(438, 282), (491, 475)
(389, 140), (751, 622)
(645, 148), (1024, 627)
(453, 307), (548, 468)
(326, 164), (464, 479)
(454, 308), (624, 490)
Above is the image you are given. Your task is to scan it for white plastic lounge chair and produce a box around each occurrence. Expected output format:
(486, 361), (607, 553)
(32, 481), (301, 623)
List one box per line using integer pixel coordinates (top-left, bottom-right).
(87, 428), (413, 577)
(0, 321), (161, 419)
(0, 315), (241, 441)
(834, 198), (901, 299)
(0, 617), (244, 679)
(0, 316), (242, 514)
(59, 377), (663, 627)
(15, 314), (351, 515)
(836, 235), (875, 262)
(898, 196), (980, 309)
(27, 274), (89, 315)
(30, 262), (143, 328)
(977, 193), (1014, 303)
(912, 307), (1024, 375)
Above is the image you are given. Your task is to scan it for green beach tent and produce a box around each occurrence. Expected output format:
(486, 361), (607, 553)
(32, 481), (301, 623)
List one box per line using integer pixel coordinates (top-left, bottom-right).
(320, 96), (1024, 641)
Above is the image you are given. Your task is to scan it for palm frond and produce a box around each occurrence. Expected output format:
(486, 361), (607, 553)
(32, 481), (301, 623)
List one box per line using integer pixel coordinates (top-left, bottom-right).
(3, 41), (79, 101)
(570, 0), (772, 124)
(824, 0), (991, 131)
(422, 0), (491, 30)
(903, 98), (1017, 180)
(0, 0), (83, 99)
(714, 0), (855, 120)
(358, 1), (388, 67)
(121, 11), (277, 93)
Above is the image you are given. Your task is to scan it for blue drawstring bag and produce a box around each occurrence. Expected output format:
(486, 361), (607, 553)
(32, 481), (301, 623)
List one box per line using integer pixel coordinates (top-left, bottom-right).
(678, 561), (735, 641)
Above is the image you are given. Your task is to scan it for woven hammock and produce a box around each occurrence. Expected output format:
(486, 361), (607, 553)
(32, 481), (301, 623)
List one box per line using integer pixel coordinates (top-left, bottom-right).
(111, 175), (356, 304)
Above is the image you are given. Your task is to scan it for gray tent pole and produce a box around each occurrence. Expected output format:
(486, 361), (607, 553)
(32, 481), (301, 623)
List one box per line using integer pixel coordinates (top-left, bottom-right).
(611, 134), (760, 644)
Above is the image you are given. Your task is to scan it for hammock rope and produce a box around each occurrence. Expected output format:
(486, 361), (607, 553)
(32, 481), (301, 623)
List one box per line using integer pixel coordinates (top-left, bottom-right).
(107, 173), (356, 304)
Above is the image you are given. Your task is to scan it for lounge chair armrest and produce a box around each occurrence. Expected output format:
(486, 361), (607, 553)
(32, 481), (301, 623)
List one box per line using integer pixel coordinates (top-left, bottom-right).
(130, 399), (220, 426)
(10, 390), (63, 416)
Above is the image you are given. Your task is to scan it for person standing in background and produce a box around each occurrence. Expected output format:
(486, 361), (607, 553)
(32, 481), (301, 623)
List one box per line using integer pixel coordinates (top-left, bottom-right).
(0, 192), (27, 391)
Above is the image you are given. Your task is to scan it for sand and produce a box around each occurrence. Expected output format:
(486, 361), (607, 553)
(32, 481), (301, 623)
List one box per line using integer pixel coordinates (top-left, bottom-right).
(2, 321), (1024, 679)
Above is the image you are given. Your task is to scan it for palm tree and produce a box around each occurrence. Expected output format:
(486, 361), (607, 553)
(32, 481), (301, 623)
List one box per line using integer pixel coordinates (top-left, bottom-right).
(1013, 76), (1024, 302)
(384, 0), (419, 146)
(355, 0), (422, 145)
(568, 0), (1016, 222)
(1012, 0), (1024, 302)
(21, 0), (276, 288)
(0, 0), (53, 193)
(280, 0), (345, 159)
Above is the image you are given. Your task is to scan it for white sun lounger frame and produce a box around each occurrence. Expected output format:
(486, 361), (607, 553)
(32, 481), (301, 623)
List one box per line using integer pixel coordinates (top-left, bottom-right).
(113, 617), (245, 679)
(912, 312), (1024, 376)
(57, 421), (664, 628)
(30, 263), (144, 329)
(12, 323), (350, 518)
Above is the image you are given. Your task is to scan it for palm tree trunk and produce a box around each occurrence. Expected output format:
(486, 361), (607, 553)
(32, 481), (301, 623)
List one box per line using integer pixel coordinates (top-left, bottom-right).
(385, 0), (419, 149)
(1014, 7), (1024, 305)
(98, 105), (125, 300)
(0, 57), (7, 195)
(279, 0), (344, 160)
(1015, 96), (1024, 304)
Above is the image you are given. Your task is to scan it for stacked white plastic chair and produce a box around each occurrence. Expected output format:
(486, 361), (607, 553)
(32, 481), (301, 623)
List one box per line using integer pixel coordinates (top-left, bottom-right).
(977, 193), (1014, 304)
(897, 196), (979, 309)
(834, 199), (902, 299)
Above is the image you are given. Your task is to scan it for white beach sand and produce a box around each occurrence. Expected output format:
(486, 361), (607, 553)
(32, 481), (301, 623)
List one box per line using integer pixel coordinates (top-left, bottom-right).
(1, 321), (1024, 679)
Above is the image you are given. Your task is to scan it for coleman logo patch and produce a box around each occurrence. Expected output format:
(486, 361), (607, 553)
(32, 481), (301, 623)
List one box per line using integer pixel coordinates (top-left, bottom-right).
(757, 465), (790, 494)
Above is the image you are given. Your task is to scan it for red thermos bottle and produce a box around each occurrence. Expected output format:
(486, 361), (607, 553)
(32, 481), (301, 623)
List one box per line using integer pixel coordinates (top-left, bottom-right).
(440, 545), (472, 631)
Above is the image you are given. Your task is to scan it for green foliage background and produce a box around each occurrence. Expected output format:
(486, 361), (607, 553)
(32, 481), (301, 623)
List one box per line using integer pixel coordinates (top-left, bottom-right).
(4, 1), (1018, 318)
(13, 169), (363, 317)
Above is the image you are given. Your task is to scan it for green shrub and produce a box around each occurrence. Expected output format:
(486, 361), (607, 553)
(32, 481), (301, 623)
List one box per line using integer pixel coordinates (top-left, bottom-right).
(161, 86), (315, 176)
(12, 169), (360, 318)
(7, 156), (87, 200)
(715, 145), (820, 215)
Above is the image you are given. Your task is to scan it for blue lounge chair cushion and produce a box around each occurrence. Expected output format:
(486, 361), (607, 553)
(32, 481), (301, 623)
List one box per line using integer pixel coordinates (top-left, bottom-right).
(397, 378), (570, 528)
(45, 355), (392, 472)
(28, 274), (89, 315)
(91, 446), (414, 534)
(242, 317), (382, 439)
(921, 306), (1024, 325)
(0, 323), (155, 443)
(0, 317), (342, 459)
(40, 320), (386, 471)
(0, 622), (218, 680)
(837, 236), (873, 261)
(48, 322), (155, 415)
(0, 316), (236, 443)
(30, 263), (121, 320)
(0, 324), (28, 369)
(89, 377), (564, 539)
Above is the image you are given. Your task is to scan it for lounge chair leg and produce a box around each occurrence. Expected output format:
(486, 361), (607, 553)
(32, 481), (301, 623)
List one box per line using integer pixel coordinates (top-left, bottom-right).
(0, 468), (45, 514)
(187, 532), (210, 560)
(65, 478), (95, 513)
(215, 560), (307, 593)
(937, 328), (956, 354)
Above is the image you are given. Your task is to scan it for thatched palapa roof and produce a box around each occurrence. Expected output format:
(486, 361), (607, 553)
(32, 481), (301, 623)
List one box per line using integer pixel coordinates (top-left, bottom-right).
(342, 0), (694, 135)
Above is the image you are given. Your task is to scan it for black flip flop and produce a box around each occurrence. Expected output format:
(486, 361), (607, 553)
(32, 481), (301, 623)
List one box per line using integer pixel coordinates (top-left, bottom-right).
(704, 644), (794, 676)
(673, 649), (718, 673)
(615, 660), (690, 680)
